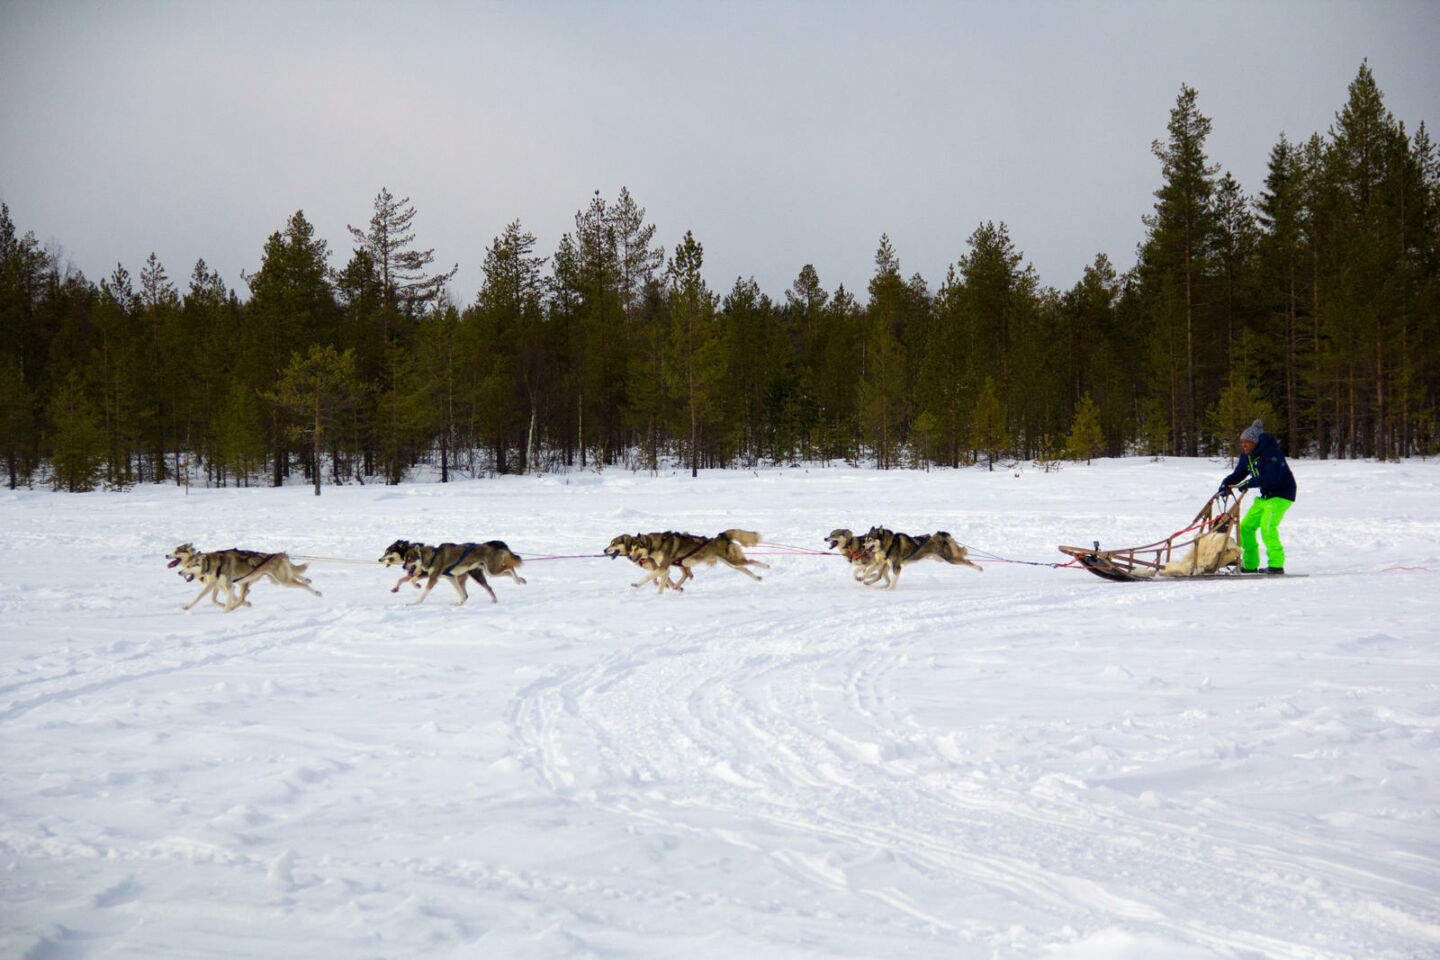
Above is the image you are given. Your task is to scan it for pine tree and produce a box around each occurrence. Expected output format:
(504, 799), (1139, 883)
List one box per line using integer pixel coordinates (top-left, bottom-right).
(347, 188), (457, 324)
(0, 353), (35, 487)
(608, 187), (665, 322)
(915, 265), (968, 467)
(1142, 84), (1220, 455)
(1211, 172), (1259, 361)
(262, 344), (361, 495)
(784, 265), (835, 460)
(1322, 60), (1406, 456)
(861, 235), (908, 468)
(1206, 362), (1279, 460)
(470, 220), (548, 474)
(243, 211), (339, 485)
(957, 222), (1039, 455)
(1063, 394), (1104, 464)
(817, 285), (861, 462)
(569, 192), (630, 465)
(1257, 134), (1308, 446)
(666, 231), (722, 476)
(972, 377), (1007, 470)
(211, 378), (267, 486)
(46, 370), (107, 491)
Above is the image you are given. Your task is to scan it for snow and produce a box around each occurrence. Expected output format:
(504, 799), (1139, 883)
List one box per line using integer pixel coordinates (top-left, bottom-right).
(1, 457), (1437, 959)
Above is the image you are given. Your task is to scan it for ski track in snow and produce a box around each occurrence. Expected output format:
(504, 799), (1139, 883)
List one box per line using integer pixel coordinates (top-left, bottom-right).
(1, 458), (1438, 959)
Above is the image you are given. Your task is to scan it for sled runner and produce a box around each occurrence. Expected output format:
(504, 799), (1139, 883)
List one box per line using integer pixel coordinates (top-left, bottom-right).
(1059, 489), (1254, 582)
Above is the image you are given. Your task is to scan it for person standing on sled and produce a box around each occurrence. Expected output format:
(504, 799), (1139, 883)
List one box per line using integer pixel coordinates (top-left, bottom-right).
(1219, 419), (1297, 574)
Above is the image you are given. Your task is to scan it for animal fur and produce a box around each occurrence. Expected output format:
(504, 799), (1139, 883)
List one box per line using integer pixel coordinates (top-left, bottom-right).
(379, 539), (526, 605)
(167, 543), (321, 612)
(606, 530), (767, 594)
(826, 528), (881, 583)
(1160, 530), (1242, 577)
(860, 527), (981, 589)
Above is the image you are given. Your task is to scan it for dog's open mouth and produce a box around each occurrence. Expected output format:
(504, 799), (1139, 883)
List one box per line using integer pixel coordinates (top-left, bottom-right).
(167, 557), (181, 568)
(182, 573), (195, 582)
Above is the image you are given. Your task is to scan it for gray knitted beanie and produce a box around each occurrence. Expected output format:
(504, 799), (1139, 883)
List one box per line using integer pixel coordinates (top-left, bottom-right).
(1240, 419), (1264, 444)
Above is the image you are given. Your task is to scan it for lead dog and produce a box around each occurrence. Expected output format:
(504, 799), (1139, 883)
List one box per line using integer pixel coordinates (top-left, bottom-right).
(167, 543), (321, 612)
(860, 528), (981, 589)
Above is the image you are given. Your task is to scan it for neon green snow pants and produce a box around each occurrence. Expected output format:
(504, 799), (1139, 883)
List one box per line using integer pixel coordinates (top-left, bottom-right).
(1239, 496), (1293, 570)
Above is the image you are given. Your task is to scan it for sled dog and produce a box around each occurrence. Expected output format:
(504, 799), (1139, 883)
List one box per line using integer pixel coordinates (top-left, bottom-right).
(632, 529), (767, 593)
(167, 543), (321, 612)
(606, 530), (767, 593)
(380, 539), (525, 605)
(825, 529), (881, 583)
(860, 527), (981, 589)
(604, 533), (681, 591)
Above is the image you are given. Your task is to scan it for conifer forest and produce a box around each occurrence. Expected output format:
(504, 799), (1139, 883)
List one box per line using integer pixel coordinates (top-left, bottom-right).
(2, 63), (1436, 491)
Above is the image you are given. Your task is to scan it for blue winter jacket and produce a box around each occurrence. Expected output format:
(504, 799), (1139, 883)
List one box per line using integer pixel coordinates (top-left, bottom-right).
(1221, 432), (1297, 502)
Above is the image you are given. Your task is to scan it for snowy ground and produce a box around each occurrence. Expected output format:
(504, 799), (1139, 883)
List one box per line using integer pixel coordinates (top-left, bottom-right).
(1, 457), (1437, 959)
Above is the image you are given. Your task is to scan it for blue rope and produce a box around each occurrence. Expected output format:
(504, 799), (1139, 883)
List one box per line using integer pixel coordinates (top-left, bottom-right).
(962, 545), (1078, 569)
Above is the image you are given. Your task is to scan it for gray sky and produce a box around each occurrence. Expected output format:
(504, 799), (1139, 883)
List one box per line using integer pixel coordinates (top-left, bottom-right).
(2, 1), (1437, 306)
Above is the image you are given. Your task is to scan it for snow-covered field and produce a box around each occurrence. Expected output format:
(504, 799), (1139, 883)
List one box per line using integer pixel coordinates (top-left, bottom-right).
(2, 457), (1437, 959)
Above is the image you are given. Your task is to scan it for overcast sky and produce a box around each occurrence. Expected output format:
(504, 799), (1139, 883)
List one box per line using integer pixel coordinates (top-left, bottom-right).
(2, 1), (1437, 306)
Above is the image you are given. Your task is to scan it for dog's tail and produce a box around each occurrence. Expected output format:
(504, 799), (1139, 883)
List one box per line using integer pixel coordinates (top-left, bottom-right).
(720, 529), (762, 547)
(482, 541), (523, 573)
(934, 532), (982, 571)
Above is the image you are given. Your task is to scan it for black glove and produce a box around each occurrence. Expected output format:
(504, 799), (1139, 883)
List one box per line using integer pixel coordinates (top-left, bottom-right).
(1218, 481), (1229, 493)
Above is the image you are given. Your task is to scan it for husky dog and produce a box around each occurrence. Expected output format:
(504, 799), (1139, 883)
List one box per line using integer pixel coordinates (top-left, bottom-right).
(1159, 529), (1242, 577)
(604, 533), (681, 591)
(378, 539), (461, 594)
(632, 529), (767, 593)
(168, 543), (242, 610)
(860, 527), (982, 589)
(167, 543), (321, 612)
(825, 529), (881, 583)
(380, 540), (526, 606)
(605, 530), (767, 594)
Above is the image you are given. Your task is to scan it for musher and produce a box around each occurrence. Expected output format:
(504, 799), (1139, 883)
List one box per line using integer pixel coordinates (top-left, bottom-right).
(1219, 419), (1297, 574)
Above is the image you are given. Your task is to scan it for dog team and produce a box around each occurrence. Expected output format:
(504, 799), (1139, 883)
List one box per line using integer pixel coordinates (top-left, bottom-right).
(165, 525), (981, 612)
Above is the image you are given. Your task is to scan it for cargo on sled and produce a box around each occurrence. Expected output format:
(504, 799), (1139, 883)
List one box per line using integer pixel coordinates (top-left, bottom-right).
(1058, 489), (1253, 582)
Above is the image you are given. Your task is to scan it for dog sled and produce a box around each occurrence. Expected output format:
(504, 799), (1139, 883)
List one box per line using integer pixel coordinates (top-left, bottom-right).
(1059, 489), (1254, 582)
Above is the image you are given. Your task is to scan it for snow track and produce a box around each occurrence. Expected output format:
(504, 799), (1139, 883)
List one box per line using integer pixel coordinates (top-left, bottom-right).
(2, 459), (1438, 958)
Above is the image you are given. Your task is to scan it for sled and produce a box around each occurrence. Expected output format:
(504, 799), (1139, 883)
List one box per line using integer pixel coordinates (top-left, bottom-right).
(1059, 489), (1251, 582)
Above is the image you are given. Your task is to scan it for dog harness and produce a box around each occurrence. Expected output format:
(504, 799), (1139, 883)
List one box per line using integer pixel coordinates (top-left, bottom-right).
(441, 544), (476, 578)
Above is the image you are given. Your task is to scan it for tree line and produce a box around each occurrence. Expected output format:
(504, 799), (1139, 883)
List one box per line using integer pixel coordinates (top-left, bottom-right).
(1, 62), (1435, 492)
